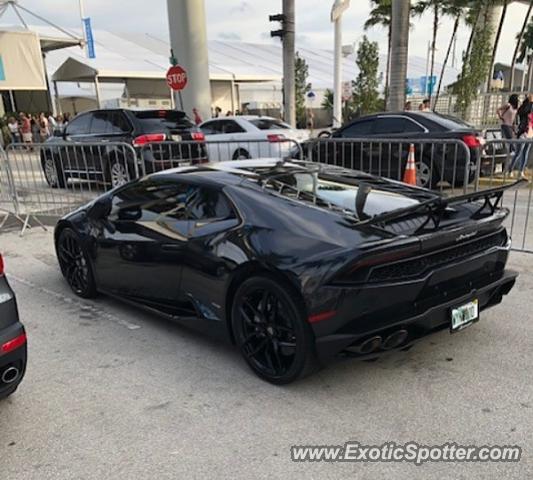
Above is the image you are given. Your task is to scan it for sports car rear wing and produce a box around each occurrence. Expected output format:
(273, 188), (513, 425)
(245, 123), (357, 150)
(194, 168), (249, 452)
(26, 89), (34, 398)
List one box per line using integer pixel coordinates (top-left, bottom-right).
(359, 179), (526, 230)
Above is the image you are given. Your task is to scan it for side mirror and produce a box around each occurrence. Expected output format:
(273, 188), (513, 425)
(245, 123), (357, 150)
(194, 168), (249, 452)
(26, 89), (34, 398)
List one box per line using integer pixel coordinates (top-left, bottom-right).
(87, 196), (112, 221)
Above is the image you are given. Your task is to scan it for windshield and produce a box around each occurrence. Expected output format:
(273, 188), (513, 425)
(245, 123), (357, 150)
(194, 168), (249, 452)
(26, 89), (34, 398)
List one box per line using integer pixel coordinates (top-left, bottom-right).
(274, 173), (419, 217)
(250, 118), (291, 130)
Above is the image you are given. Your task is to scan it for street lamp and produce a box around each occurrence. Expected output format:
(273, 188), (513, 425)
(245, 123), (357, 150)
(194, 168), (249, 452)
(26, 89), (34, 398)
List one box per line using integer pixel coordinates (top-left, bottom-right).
(331, 0), (350, 128)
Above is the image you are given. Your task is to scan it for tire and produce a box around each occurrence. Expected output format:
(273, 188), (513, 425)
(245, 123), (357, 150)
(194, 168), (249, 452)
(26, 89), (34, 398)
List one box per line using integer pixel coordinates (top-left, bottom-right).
(41, 154), (66, 188)
(416, 158), (440, 189)
(231, 275), (318, 384)
(105, 156), (132, 189)
(232, 149), (251, 160)
(56, 228), (97, 298)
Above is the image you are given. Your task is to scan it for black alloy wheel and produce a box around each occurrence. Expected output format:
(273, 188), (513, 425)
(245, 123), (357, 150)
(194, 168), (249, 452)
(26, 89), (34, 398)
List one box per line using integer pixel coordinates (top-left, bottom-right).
(57, 229), (97, 298)
(231, 276), (316, 384)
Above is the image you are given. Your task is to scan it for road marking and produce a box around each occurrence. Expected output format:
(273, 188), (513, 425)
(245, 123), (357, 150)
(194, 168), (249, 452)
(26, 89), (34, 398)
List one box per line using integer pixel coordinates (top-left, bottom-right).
(10, 274), (142, 330)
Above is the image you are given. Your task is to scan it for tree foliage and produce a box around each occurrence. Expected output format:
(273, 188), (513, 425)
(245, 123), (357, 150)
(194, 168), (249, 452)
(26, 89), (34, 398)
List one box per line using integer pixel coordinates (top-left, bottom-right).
(353, 35), (381, 115)
(294, 52), (312, 128)
(454, 1), (493, 117)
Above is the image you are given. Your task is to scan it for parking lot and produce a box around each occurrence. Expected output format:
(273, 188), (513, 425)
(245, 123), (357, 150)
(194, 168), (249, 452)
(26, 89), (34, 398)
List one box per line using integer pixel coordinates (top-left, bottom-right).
(1, 228), (532, 479)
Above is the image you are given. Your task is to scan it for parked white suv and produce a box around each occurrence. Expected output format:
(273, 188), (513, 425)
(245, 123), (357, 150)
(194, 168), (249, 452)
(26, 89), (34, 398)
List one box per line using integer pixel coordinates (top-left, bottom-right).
(199, 116), (309, 162)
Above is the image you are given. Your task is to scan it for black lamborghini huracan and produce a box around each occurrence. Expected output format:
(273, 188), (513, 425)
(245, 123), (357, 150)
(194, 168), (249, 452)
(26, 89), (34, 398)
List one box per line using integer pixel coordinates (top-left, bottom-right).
(54, 159), (518, 384)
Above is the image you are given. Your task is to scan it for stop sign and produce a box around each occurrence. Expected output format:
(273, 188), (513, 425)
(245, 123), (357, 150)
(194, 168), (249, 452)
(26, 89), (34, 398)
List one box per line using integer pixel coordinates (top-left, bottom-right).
(166, 65), (188, 91)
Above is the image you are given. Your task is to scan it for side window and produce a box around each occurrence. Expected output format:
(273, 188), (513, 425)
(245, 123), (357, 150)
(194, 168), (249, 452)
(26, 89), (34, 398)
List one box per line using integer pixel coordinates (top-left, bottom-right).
(340, 120), (374, 137)
(222, 120), (245, 134)
(373, 117), (423, 135)
(111, 180), (193, 224)
(109, 112), (131, 134)
(90, 112), (111, 135)
(201, 121), (222, 135)
(66, 114), (92, 136)
(186, 187), (234, 221)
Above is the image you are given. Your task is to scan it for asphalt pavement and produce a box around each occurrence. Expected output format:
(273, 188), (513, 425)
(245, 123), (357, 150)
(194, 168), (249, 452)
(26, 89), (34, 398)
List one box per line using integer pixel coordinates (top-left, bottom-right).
(0, 229), (532, 480)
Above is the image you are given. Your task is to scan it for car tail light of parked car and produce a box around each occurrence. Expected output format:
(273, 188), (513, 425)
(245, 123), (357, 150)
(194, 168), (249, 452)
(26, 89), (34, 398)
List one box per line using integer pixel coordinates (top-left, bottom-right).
(132, 133), (167, 147)
(462, 134), (481, 148)
(191, 132), (205, 141)
(1, 333), (27, 356)
(267, 134), (286, 143)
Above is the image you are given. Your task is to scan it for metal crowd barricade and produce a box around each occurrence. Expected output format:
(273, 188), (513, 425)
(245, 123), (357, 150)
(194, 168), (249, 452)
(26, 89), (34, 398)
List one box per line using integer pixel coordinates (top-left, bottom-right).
(4, 141), (138, 235)
(478, 138), (533, 254)
(139, 138), (303, 173)
(303, 137), (473, 195)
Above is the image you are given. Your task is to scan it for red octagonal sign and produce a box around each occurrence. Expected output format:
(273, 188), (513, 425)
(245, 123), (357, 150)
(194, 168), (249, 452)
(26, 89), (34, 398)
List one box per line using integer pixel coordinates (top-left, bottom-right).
(166, 65), (188, 91)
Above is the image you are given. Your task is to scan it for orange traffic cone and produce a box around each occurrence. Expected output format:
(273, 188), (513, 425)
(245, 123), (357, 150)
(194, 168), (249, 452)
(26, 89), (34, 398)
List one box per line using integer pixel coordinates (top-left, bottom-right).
(403, 144), (417, 186)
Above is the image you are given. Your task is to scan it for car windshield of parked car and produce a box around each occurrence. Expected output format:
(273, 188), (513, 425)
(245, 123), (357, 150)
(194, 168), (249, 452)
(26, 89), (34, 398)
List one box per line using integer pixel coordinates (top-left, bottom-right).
(425, 113), (475, 130)
(250, 119), (291, 130)
(272, 173), (419, 217)
(133, 110), (195, 133)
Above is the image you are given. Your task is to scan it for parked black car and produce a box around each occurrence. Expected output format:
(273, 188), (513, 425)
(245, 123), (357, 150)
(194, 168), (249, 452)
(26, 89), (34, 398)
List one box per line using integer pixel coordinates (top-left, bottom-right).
(0, 253), (27, 400)
(54, 159), (517, 384)
(299, 112), (483, 189)
(41, 109), (206, 189)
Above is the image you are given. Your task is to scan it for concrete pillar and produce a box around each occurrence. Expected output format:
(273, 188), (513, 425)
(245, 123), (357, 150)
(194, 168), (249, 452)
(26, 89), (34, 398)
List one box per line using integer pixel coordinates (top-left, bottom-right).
(167, 0), (212, 121)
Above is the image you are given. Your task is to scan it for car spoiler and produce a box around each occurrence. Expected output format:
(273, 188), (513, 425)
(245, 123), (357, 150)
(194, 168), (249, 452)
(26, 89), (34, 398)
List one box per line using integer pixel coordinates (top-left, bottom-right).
(358, 179), (527, 228)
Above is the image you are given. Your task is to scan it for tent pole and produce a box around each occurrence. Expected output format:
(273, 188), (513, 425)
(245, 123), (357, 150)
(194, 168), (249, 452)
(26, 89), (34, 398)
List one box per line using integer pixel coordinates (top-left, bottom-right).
(8, 90), (16, 113)
(230, 76), (236, 114)
(53, 81), (62, 115)
(94, 75), (102, 108)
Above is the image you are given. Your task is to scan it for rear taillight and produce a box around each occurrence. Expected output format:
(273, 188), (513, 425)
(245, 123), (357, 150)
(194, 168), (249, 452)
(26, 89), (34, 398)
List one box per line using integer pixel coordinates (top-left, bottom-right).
(1, 333), (26, 355)
(191, 132), (205, 141)
(132, 133), (166, 147)
(0, 254), (4, 276)
(267, 134), (286, 143)
(462, 134), (481, 148)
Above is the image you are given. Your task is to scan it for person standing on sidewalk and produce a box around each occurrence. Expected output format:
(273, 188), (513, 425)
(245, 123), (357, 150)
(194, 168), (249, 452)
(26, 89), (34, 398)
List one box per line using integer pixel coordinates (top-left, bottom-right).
(507, 108), (533, 180)
(20, 113), (32, 146)
(497, 94), (519, 142)
(7, 117), (21, 144)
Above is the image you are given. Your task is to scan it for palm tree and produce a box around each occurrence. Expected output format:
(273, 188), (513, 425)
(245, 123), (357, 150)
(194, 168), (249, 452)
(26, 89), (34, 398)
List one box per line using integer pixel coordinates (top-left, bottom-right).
(487, 0), (508, 91)
(510, 0), (533, 91)
(434, 0), (470, 107)
(517, 19), (533, 90)
(412, 0), (443, 104)
(364, 1), (392, 106)
(388, 0), (410, 111)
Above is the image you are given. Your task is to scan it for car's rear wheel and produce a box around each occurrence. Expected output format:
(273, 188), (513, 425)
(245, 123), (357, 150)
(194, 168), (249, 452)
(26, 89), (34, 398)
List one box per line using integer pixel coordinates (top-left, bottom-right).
(233, 149), (250, 160)
(57, 228), (97, 298)
(231, 276), (317, 384)
(42, 155), (66, 188)
(104, 155), (132, 188)
(416, 158), (440, 189)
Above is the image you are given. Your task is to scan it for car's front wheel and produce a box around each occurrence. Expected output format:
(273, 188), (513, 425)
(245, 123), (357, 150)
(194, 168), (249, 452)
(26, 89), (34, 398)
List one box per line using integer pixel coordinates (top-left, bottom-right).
(231, 275), (317, 384)
(105, 156), (132, 188)
(56, 228), (97, 298)
(233, 149), (250, 160)
(42, 155), (66, 188)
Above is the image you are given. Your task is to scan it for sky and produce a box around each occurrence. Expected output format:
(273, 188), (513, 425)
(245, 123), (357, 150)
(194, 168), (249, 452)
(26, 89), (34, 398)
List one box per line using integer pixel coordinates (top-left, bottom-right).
(0, 0), (531, 67)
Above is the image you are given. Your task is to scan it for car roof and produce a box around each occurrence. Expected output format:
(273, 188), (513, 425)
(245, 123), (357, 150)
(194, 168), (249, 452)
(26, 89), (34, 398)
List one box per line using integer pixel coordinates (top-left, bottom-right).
(150, 159), (299, 187)
(203, 116), (280, 123)
(347, 111), (474, 130)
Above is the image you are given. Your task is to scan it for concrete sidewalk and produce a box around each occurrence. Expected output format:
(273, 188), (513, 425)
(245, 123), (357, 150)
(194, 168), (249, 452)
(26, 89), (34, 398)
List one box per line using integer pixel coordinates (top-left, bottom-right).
(0, 230), (532, 480)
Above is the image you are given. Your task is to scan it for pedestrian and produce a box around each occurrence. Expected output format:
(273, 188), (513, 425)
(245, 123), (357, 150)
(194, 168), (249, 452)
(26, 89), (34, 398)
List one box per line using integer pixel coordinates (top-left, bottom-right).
(31, 115), (40, 143)
(39, 112), (50, 142)
(214, 106), (222, 118)
(419, 99), (431, 112)
(63, 112), (71, 126)
(507, 113), (533, 180)
(516, 94), (533, 137)
(7, 116), (21, 144)
(225, 110), (233, 117)
(497, 94), (519, 142)
(192, 108), (203, 126)
(404, 101), (412, 111)
(56, 114), (65, 132)
(19, 113), (32, 146)
(306, 108), (315, 134)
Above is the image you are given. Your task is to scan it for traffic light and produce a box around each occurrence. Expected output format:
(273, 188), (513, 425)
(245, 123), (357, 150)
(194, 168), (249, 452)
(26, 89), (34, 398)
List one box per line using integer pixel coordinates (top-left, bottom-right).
(269, 13), (286, 39)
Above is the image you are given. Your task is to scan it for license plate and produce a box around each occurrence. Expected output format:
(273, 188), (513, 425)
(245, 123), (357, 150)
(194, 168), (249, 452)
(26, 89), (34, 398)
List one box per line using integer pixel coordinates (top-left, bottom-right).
(171, 134), (182, 142)
(451, 299), (479, 332)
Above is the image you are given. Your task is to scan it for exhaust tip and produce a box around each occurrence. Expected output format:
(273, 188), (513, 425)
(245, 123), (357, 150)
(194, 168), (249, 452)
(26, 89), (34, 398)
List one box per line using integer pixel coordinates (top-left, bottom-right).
(382, 330), (409, 350)
(1, 366), (20, 384)
(358, 336), (382, 355)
